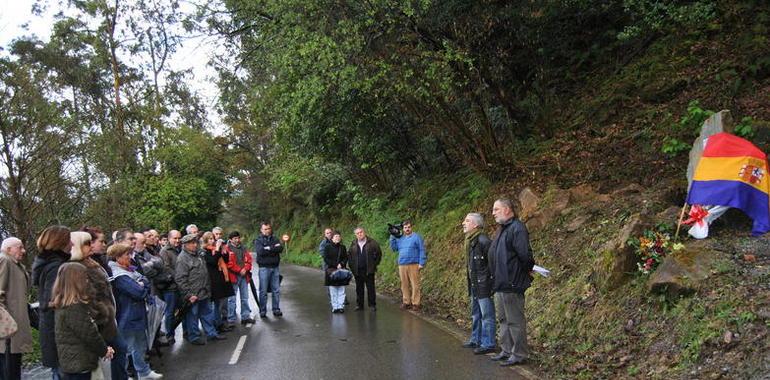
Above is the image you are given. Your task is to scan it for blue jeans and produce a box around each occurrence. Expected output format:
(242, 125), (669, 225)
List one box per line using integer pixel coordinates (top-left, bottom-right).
(162, 290), (177, 338)
(258, 267), (280, 313)
(228, 276), (252, 321)
(184, 298), (218, 342)
(122, 329), (150, 377)
(51, 368), (62, 380)
(470, 296), (496, 349)
(107, 333), (128, 380)
(211, 298), (228, 327)
(328, 286), (345, 310)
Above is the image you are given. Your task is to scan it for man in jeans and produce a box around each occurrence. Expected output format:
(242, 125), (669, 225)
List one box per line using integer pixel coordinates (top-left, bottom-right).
(175, 234), (226, 345)
(488, 199), (535, 366)
(389, 219), (427, 312)
(254, 222), (283, 318)
(461, 212), (496, 355)
(224, 231), (255, 324)
(157, 230), (181, 343)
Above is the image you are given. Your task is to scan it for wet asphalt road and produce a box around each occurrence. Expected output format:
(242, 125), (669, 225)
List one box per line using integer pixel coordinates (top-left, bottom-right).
(150, 265), (525, 380)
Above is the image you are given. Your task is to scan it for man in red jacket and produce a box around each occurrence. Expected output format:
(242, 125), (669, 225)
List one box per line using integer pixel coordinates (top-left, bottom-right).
(223, 231), (255, 324)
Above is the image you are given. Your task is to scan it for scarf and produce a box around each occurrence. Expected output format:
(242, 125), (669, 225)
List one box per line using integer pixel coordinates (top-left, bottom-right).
(229, 242), (246, 267)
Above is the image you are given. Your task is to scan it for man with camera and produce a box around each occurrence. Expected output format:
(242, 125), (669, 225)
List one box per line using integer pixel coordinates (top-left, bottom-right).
(388, 219), (427, 311)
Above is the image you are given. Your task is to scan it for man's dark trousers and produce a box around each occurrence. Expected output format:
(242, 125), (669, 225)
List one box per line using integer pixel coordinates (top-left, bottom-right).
(354, 273), (376, 307)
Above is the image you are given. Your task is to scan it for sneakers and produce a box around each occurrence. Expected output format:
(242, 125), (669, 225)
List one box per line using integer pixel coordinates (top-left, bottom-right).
(139, 370), (164, 379)
(462, 342), (478, 349)
(272, 309), (283, 317)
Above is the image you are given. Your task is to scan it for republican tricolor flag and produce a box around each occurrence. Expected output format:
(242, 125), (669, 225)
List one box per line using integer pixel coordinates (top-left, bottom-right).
(686, 132), (770, 235)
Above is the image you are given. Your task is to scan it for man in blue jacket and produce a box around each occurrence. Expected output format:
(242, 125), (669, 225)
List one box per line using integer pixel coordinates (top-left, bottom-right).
(488, 198), (535, 366)
(388, 219), (427, 311)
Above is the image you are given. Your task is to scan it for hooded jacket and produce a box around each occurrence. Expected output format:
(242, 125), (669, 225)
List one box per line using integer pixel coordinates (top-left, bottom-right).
(109, 261), (150, 331)
(31, 249), (70, 368)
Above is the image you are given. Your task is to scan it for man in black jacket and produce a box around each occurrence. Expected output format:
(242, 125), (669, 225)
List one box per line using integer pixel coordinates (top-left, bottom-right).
(488, 199), (535, 366)
(461, 213), (496, 355)
(348, 227), (382, 311)
(254, 222), (283, 318)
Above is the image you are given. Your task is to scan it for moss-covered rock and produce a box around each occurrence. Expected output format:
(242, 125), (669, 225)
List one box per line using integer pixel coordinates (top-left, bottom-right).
(647, 241), (718, 298)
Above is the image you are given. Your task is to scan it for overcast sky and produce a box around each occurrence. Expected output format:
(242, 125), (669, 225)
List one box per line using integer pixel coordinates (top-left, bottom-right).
(0, 0), (226, 134)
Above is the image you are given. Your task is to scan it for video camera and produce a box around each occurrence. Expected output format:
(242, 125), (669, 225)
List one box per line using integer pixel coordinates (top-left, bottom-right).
(387, 222), (403, 238)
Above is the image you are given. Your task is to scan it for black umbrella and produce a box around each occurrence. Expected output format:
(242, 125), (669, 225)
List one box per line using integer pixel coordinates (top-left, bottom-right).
(172, 299), (192, 330)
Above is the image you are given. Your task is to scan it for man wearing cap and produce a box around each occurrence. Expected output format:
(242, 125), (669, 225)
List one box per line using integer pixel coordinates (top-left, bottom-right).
(175, 234), (225, 345)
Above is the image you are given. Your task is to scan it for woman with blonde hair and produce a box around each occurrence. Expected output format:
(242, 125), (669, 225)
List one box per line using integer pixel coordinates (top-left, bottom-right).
(0, 237), (33, 379)
(32, 225), (72, 379)
(52, 262), (114, 379)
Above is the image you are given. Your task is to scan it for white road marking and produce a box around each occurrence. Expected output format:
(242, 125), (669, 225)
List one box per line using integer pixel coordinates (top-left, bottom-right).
(228, 335), (247, 365)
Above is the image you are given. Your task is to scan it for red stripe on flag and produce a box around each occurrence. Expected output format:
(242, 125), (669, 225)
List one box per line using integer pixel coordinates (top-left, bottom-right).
(701, 133), (766, 160)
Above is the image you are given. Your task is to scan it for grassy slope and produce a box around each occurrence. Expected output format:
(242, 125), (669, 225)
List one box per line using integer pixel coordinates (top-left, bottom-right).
(275, 7), (770, 379)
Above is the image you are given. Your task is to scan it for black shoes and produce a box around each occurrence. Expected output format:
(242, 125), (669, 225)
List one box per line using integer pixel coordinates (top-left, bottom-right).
(500, 355), (526, 366)
(241, 318), (256, 324)
(369, 306), (376, 312)
(474, 347), (496, 355)
(259, 313), (267, 319)
(190, 340), (205, 346)
(462, 342), (478, 349)
(272, 310), (283, 317)
(490, 352), (509, 361)
(210, 335), (227, 341)
(354, 305), (363, 311)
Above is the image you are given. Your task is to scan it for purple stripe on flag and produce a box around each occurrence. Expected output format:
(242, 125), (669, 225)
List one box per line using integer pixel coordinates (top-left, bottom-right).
(687, 180), (770, 235)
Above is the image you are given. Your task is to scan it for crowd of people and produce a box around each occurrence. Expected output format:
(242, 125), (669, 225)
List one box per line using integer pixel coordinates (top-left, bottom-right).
(0, 221), (285, 380)
(0, 197), (535, 378)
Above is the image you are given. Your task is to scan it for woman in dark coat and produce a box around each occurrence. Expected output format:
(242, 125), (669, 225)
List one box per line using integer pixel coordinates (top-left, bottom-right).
(31, 225), (72, 379)
(322, 231), (349, 313)
(201, 232), (235, 331)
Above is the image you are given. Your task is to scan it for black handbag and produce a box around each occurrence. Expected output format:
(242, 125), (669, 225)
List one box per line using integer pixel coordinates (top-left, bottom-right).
(28, 303), (39, 330)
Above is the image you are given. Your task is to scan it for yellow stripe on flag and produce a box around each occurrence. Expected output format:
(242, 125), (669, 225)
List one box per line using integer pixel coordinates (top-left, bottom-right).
(693, 156), (770, 194)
